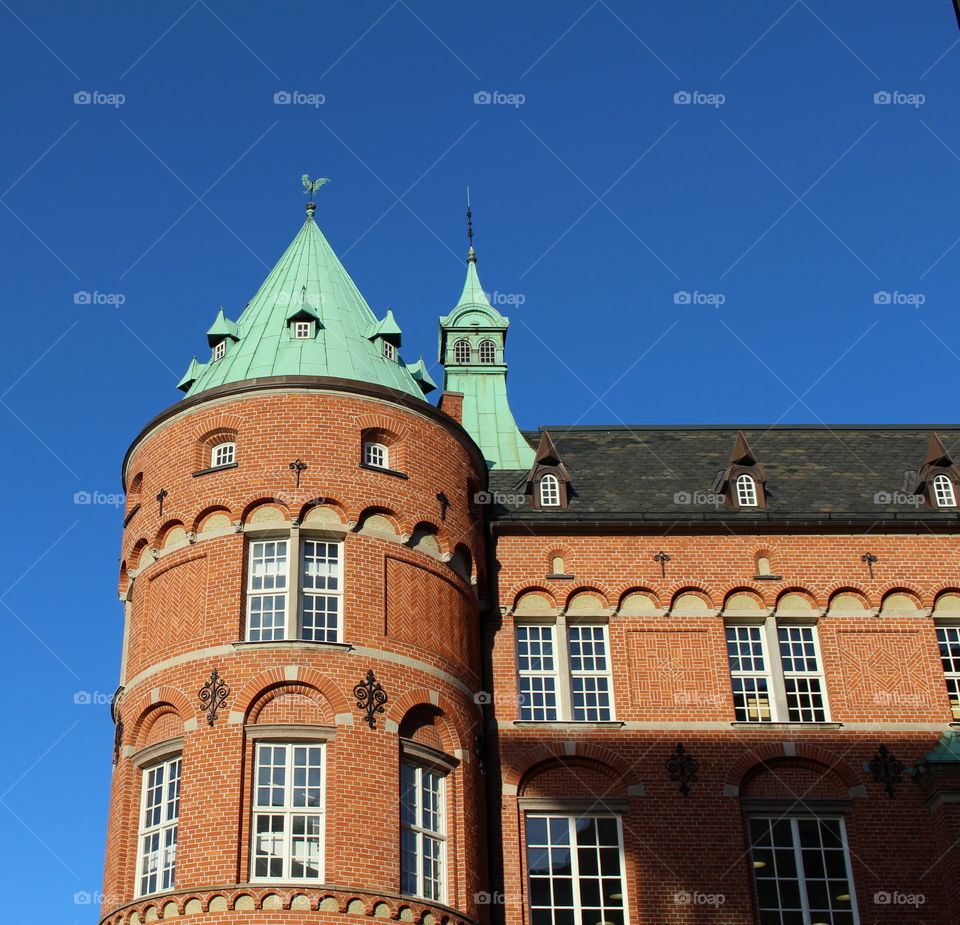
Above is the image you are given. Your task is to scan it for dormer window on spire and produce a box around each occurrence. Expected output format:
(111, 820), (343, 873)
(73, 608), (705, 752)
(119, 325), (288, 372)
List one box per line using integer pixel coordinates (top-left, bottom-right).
(712, 432), (767, 509)
(212, 340), (227, 362)
(934, 473), (956, 508)
(293, 321), (314, 339)
(736, 473), (758, 507)
(382, 340), (397, 361)
(907, 434), (960, 510)
(454, 340), (471, 363)
(479, 340), (496, 363)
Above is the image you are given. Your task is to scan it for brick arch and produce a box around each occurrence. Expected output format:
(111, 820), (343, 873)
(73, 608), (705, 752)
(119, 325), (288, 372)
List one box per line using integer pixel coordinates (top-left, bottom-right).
(189, 412), (244, 441)
(233, 667), (350, 720)
(128, 537), (151, 569)
(190, 502), (234, 533)
(298, 497), (347, 523)
(354, 504), (402, 532)
(246, 682), (335, 725)
(878, 585), (926, 609)
(410, 520), (446, 555)
(715, 579), (768, 602)
(154, 519), (186, 547)
(544, 543), (574, 570)
(240, 494), (292, 523)
(664, 580), (715, 603)
(127, 685), (194, 749)
(740, 757), (849, 802)
(773, 586), (821, 608)
(119, 560), (130, 597)
(931, 585), (960, 606)
(390, 688), (474, 753)
(354, 411), (411, 441)
(510, 585), (558, 612)
(504, 740), (636, 790)
(563, 584), (613, 610)
(822, 580), (872, 604)
(519, 755), (630, 800)
(723, 742), (861, 792)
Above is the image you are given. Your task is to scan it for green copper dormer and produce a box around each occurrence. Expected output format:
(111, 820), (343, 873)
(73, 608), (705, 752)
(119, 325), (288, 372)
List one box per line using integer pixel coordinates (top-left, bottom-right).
(439, 248), (534, 469)
(177, 202), (427, 399)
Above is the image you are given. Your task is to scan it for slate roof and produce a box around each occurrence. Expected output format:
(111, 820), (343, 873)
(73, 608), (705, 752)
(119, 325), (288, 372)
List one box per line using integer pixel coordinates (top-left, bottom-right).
(488, 426), (960, 523)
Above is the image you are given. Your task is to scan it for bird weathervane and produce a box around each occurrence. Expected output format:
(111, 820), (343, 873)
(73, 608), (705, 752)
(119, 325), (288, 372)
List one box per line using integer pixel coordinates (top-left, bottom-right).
(302, 175), (330, 196)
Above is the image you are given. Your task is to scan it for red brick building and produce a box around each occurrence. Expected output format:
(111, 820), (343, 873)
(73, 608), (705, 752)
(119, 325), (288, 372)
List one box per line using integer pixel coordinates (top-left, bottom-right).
(101, 198), (960, 925)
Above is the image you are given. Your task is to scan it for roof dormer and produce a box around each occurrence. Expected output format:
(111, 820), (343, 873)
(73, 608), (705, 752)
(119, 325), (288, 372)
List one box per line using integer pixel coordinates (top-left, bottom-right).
(907, 432), (960, 509)
(712, 431), (767, 509)
(525, 431), (572, 510)
(365, 308), (402, 360)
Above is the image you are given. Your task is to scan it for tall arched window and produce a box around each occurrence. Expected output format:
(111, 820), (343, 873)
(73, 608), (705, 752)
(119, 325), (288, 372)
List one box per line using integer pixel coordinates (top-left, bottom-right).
(478, 340), (497, 363)
(934, 473), (956, 508)
(453, 340), (471, 363)
(735, 473), (758, 507)
(539, 474), (560, 507)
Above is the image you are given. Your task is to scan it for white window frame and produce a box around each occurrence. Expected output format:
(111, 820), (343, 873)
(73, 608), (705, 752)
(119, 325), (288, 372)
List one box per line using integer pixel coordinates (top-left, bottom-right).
(136, 755), (181, 897)
(250, 742), (324, 882)
(725, 619), (828, 723)
(245, 532), (343, 642)
(211, 441), (235, 468)
(363, 441), (388, 469)
(292, 320), (313, 339)
(539, 474), (561, 507)
(212, 339), (226, 361)
(736, 472), (758, 506)
(400, 761), (446, 902)
(478, 340), (497, 363)
(934, 473), (956, 508)
(382, 340), (397, 360)
(453, 339), (471, 363)
(516, 620), (614, 722)
(246, 538), (289, 642)
(748, 815), (859, 924)
(525, 814), (628, 925)
(937, 624), (960, 720)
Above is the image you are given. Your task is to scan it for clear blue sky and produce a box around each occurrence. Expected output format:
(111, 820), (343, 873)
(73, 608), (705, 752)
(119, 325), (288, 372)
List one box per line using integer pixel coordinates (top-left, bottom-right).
(2, 1), (959, 920)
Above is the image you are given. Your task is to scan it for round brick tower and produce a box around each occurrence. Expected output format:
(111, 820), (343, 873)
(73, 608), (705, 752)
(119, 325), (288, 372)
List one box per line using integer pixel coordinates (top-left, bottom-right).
(101, 199), (489, 925)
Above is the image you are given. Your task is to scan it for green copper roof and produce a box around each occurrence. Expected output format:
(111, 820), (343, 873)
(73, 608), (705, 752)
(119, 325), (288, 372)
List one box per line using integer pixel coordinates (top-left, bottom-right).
(179, 205), (432, 399)
(439, 250), (534, 469)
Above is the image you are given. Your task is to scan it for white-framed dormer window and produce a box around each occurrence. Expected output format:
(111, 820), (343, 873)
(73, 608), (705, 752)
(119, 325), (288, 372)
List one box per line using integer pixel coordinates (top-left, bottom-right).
(478, 340), (497, 363)
(725, 621), (828, 722)
(382, 340), (397, 360)
(211, 441), (235, 468)
(293, 321), (313, 339)
(453, 339), (471, 363)
(736, 473), (758, 507)
(251, 742), (324, 882)
(245, 535), (342, 643)
(137, 755), (181, 897)
(400, 762), (446, 902)
(363, 442), (388, 469)
(516, 621), (613, 722)
(934, 473), (956, 508)
(212, 340), (226, 361)
(539, 474), (561, 507)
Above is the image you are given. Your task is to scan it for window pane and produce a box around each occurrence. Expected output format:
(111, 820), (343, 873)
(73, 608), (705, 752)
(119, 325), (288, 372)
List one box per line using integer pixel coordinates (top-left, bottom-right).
(400, 762), (446, 902)
(137, 756), (181, 897)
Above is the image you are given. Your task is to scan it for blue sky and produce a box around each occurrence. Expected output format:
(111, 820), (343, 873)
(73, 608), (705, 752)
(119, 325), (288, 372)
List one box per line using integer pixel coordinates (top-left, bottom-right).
(2, 1), (960, 920)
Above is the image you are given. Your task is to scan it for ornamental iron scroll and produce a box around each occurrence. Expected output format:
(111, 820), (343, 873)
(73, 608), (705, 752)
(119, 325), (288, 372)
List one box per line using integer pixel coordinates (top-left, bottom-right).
(355, 669), (387, 729)
(666, 743), (698, 796)
(869, 743), (904, 797)
(199, 669), (230, 727)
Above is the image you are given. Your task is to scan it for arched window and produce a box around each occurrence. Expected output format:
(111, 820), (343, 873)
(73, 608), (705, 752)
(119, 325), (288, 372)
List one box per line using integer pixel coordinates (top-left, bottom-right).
(539, 474), (561, 507)
(453, 340), (471, 363)
(478, 340), (497, 363)
(934, 473), (956, 508)
(735, 473), (758, 507)
(364, 442), (388, 469)
(211, 441), (235, 468)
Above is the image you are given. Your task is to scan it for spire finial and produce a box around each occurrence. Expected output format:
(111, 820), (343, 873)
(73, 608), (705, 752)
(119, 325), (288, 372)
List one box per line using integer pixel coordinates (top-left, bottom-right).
(302, 174), (331, 218)
(466, 186), (476, 263)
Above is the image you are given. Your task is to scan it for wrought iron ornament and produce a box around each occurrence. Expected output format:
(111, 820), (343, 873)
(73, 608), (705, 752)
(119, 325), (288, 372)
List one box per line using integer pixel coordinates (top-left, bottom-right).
(199, 669), (230, 726)
(289, 458), (308, 488)
(355, 669), (388, 729)
(860, 552), (878, 578)
(654, 550), (671, 578)
(437, 491), (451, 521)
(869, 743), (904, 797)
(666, 742), (699, 796)
(113, 717), (124, 764)
(156, 488), (168, 517)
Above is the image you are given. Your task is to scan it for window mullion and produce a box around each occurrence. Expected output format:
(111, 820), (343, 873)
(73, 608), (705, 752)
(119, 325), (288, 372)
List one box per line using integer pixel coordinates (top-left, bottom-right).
(555, 616), (572, 721)
(288, 528), (300, 640)
(789, 818), (813, 924)
(763, 617), (789, 722)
